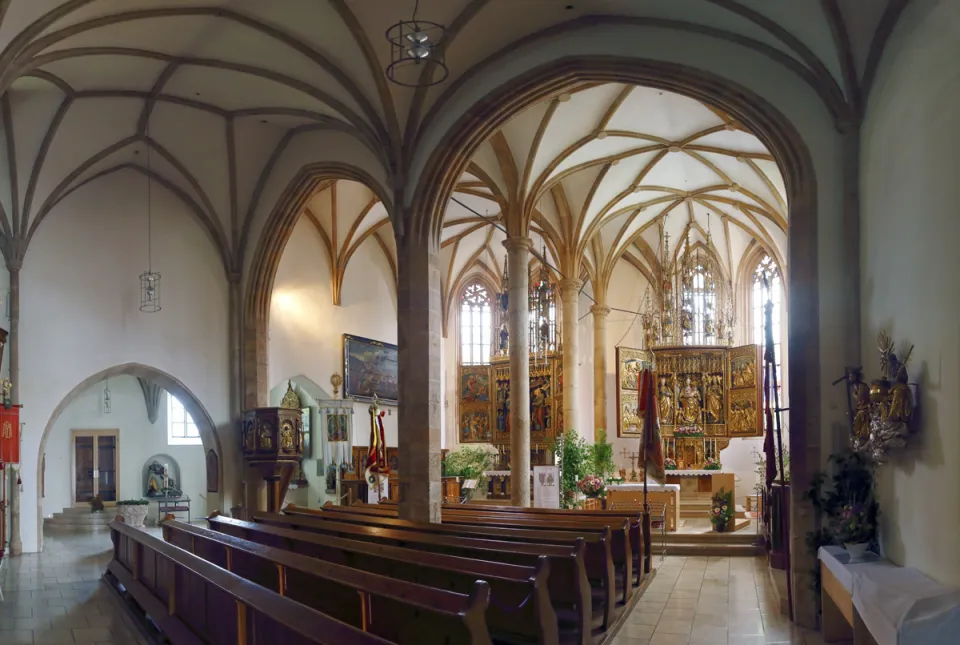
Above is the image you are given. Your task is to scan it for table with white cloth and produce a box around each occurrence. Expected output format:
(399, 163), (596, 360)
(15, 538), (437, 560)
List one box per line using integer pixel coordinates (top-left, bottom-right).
(606, 481), (681, 531)
(818, 545), (960, 645)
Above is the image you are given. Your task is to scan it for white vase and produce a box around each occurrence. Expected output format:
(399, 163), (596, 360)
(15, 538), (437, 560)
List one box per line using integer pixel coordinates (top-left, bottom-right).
(844, 542), (869, 562)
(119, 504), (148, 528)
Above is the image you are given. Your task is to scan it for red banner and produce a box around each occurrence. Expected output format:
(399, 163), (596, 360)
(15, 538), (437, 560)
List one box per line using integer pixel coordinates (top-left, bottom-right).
(0, 405), (20, 464)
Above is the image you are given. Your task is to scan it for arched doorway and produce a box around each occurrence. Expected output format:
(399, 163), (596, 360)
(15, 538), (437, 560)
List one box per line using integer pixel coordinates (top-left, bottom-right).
(34, 362), (223, 551)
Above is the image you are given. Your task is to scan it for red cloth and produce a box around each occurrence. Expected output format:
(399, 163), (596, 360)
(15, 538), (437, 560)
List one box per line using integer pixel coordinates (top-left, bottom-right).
(639, 369), (664, 481)
(0, 406), (20, 464)
(365, 410), (388, 476)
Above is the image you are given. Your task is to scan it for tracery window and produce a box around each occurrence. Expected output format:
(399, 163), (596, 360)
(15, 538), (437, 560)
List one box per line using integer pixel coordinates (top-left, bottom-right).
(460, 282), (492, 365)
(167, 392), (201, 446)
(752, 255), (784, 399)
(681, 263), (717, 346)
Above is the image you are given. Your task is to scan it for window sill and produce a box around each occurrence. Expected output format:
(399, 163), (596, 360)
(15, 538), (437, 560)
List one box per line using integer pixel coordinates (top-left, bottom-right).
(167, 437), (203, 446)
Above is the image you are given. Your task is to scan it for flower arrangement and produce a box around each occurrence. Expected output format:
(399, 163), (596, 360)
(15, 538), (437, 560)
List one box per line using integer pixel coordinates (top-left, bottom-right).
(577, 475), (605, 498)
(703, 457), (722, 471)
(664, 457), (678, 470)
(674, 426), (704, 437)
(834, 502), (876, 545)
(710, 488), (734, 529)
(89, 495), (105, 513)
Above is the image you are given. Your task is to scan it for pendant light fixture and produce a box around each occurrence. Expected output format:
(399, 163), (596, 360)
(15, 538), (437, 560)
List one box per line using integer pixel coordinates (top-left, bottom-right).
(139, 131), (161, 312)
(385, 0), (448, 87)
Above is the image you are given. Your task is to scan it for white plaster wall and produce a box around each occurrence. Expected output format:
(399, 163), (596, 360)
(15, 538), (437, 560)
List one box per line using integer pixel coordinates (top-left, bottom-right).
(20, 171), (231, 553)
(42, 376), (206, 522)
(860, 0), (960, 585)
(268, 216), (398, 467)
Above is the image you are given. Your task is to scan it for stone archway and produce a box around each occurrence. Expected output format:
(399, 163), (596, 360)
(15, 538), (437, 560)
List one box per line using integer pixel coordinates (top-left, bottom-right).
(34, 362), (223, 551)
(241, 163), (394, 411)
(408, 58), (820, 623)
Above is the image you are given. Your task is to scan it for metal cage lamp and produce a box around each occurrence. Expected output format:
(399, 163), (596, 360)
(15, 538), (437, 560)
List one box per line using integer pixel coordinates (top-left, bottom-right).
(385, 1), (448, 87)
(140, 270), (161, 313)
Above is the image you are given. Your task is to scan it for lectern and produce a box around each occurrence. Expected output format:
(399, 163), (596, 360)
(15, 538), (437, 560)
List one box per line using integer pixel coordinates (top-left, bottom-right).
(241, 406), (304, 512)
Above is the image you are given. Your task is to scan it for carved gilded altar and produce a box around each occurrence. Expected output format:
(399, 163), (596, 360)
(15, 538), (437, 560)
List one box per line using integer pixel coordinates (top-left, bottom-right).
(616, 344), (763, 441)
(459, 354), (562, 446)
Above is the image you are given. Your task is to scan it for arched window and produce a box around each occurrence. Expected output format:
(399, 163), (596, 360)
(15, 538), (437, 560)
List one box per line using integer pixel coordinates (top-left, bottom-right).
(167, 392), (201, 446)
(752, 255), (784, 396)
(460, 282), (492, 365)
(682, 262), (717, 346)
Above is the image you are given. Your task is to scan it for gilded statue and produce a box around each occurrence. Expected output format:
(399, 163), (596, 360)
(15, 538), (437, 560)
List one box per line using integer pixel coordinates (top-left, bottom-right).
(852, 380), (871, 441)
(258, 422), (274, 450)
(242, 420), (255, 452)
(280, 420), (295, 451)
(658, 376), (674, 424)
(888, 364), (913, 424)
(679, 376), (702, 425)
(706, 375), (723, 423)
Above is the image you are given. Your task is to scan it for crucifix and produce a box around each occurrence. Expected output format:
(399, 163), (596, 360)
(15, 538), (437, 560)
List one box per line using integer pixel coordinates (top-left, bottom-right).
(620, 447), (641, 481)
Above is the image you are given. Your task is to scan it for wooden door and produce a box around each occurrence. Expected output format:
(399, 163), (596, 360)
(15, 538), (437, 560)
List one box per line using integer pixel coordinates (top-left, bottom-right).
(72, 430), (120, 505)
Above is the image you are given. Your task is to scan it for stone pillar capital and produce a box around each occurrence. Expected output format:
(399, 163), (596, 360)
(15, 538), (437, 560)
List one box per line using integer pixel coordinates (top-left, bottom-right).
(502, 236), (533, 253)
(591, 304), (611, 318)
(558, 278), (583, 292)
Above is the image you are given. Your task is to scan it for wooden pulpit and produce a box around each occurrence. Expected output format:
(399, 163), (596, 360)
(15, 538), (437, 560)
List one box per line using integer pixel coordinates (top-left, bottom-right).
(241, 407), (304, 512)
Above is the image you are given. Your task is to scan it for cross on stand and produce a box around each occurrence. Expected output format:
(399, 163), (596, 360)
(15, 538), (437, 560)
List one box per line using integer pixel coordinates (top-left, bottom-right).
(620, 447), (641, 482)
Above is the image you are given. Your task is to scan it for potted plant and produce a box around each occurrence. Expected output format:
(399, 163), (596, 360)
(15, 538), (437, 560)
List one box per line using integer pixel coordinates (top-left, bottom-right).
(577, 475), (605, 499)
(442, 445), (496, 499)
(834, 502), (875, 561)
(89, 495), (104, 513)
(703, 456), (722, 471)
(117, 499), (150, 528)
(710, 488), (734, 532)
(664, 457), (678, 471)
(588, 430), (616, 479)
(551, 429), (590, 509)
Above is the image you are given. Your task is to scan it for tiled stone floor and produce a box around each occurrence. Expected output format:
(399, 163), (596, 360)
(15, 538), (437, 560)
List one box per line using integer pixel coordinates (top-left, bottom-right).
(613, 555), (824, 645)
(1, 532), (825, 645)
(0, 531), (145, 644)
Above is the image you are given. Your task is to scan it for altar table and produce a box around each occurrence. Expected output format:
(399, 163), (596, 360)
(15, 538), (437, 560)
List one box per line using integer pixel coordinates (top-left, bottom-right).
(819, 546), (960, 645)
(606, 482), (680, 531)
(664, 470), (735, 497)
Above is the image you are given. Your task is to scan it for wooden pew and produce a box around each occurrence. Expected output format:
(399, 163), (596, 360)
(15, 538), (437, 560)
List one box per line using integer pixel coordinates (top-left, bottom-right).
(279, 505), (620, 630)
(380, 500), (652, 577)
(105, 518), (392, 645)
(157, 517), (492, 645)
(169, 515), (558, 645)
(325, 503), (642, 589)
(293, 503), (631, 608)
(223, 513), (593, 645)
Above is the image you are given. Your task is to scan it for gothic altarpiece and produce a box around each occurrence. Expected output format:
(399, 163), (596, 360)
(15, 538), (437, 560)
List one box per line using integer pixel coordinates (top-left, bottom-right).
(458, 254), (560, 468)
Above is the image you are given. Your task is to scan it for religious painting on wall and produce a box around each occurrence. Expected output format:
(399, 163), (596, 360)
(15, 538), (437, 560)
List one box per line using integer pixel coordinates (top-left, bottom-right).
(530, 363), (553, 443)
(726, 344), (763, 437)
(553, 359), (564, 435)
(386, 447), (399, 473)
(342, 334), (399, 404)
(460, 408), (493, 442)
(616, 347), (653, 437)
(460, 367), (491, 402)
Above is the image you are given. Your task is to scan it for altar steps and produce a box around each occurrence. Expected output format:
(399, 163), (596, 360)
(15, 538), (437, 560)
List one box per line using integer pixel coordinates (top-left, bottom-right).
(658, 519), (764, 557)
(43, 506), (113, 531)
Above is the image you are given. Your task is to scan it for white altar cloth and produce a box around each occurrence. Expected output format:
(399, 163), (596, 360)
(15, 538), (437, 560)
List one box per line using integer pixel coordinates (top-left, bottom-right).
(664, 469), (729, 476)
(607, 480), (680, 493)
(819, 546), (960, 645)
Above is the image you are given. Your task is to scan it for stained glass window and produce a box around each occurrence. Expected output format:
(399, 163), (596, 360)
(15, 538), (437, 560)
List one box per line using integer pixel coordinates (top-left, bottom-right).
(460, 283), (492, 365)
(682, 263), (717, 346)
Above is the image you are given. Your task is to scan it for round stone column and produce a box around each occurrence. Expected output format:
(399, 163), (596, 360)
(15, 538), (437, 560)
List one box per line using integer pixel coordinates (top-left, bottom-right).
(502, 236), (532, 507)
(591, 304), (611, 435)
(558, 278), (581, 436)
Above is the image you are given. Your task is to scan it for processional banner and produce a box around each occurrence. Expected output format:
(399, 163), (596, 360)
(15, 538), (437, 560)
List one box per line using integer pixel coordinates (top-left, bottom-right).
(319, 400), (353, 492)
(0, 405), (20, 464)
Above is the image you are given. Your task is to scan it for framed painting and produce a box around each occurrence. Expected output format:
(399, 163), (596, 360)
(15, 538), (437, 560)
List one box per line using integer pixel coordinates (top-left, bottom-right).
(460, 366), (491, 403)
(343, 334), (399, 404)
(326, 413), (349, 442)
(386, 447), (399, 474)
(460, 407), (493, 443)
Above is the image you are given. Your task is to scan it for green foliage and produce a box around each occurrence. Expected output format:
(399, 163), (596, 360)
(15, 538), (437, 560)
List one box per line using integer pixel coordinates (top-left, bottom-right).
(805, 449), (879, 596)
(551, 429), (590, 509)
(588, 429), (616, 479)
(117, 499), (149, 506)
(709, 488), (735, 526)
(442, 445), (496, 487)
(89, 495), (105, 513)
